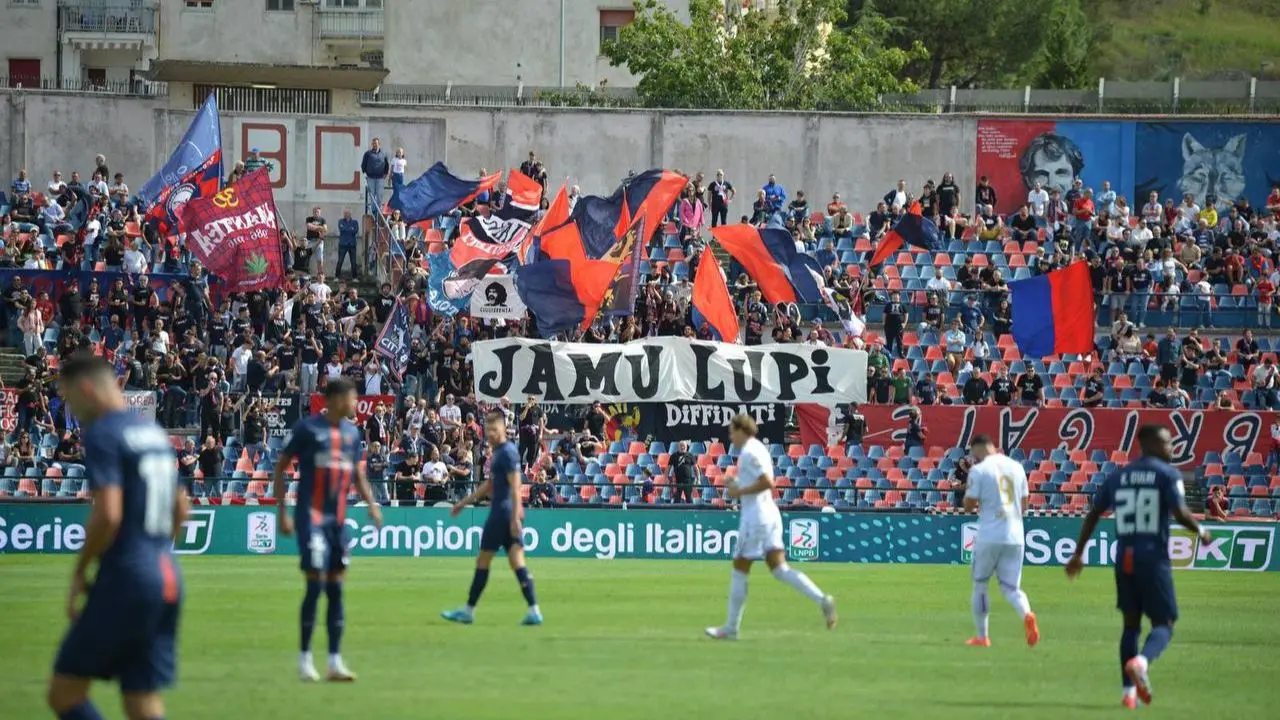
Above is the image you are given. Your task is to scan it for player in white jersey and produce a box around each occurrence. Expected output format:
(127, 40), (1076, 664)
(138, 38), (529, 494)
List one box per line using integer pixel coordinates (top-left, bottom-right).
(962, 434), (1040, 648)
(705, 414), (838, 640)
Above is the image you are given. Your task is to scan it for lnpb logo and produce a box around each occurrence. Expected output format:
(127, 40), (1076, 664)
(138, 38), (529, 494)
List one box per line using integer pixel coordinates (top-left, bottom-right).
(960, 522), (979, 564)
(173, 510), (215, 555)
(787, 518), (820, 561)
(247, 511), (277, 554)
(1170, 525), (1274, 571)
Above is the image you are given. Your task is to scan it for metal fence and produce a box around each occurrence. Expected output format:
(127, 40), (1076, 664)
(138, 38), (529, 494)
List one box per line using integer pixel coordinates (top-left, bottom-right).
(0, 75), (167, 97)
(360, 78), (1280, 115)
(59, 2), (158, 35)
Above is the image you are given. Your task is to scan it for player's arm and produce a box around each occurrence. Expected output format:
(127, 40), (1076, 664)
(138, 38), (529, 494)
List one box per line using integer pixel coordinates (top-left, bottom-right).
(171, 486), (191, 543)
(962, 469), (982, 512)
(508, 468), (523, 535)
(352, 453), (383, 528)
(75, 484), (123, 581)
(450, 478), (491, 516)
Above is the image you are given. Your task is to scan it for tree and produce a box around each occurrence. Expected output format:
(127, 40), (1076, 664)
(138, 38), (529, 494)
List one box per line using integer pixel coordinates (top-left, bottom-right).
(852, 0), (1058, 89)
(602, 0), (924, 110)
(1032, 0), (1096, 89)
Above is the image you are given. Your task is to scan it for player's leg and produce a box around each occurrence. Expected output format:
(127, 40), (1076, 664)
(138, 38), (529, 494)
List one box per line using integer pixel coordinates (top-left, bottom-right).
(47, 676), (103, 720)
(1115, 565), (1144, 707)
(764, 548), (836, 629)
(442, 536), (496, 624)
(298, 525), (326, 682)
(994, 544), (1038, 646)
(116, 593), (180, 720)
(323, 525), (356, 681)
(968, 543), (996, 646)
(1127, 566), (1179, 705)
(507, 544), (543, 625)
(706, 555), (752, 640)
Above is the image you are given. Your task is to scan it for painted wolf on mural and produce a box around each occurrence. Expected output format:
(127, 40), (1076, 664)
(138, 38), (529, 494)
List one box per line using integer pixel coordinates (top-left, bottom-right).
(1179, 132), (1247, 211)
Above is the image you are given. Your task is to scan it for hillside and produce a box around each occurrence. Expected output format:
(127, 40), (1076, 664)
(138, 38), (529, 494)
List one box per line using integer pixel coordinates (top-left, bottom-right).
(1094, 0), (1280, 80)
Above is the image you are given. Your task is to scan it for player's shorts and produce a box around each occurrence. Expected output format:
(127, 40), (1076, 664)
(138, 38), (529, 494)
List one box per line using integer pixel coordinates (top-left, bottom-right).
(734, 517), (784, 561)
(972, 542), (1025, 590)
(54, 581), (181, 693)
(479, 513), (522, 553)
(1114, 557), (1179, 625)
(298, 523), (351, 574)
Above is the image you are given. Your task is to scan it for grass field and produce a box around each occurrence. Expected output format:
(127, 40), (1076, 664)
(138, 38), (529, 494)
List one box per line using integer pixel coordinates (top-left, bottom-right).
(1, 556), (1278, 719)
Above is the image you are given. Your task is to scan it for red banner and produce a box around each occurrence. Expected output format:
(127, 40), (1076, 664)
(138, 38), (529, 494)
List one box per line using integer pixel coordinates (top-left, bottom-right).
(309, 394), (396, 426)
(811, 404), (1276, 467)
(180, 169), (285, 291)
(450, 220), (527, 268)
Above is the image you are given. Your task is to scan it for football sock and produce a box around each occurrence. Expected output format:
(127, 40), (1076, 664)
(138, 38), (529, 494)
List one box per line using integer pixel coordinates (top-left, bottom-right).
(726, 569), (748, 632)
(1140, 625), (1173, 665)
(998, 579), (1031, 617)
(514, 567), (538, 608)
(772, 564), (825, 604)
(1120, 627), (1141, 687)
(58, 701), (105, 720)
(300, 579), (322, 653)
(972, 583), (990, 639)
(325, 581), (345, 656)
(467, 568), (490, 609)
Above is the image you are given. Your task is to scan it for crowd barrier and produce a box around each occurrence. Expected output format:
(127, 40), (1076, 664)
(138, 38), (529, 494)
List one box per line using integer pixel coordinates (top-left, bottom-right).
(1, 505), (1274, 571)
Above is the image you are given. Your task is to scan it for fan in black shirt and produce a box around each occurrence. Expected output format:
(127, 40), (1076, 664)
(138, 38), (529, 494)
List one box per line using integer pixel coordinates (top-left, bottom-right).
(990, 371), (1015, 405)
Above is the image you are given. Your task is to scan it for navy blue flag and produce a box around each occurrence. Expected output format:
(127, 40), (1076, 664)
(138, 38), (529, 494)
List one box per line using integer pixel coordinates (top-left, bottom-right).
(374, 299), (411, 379)
(139, 94), (222, 204)
(548, 169), (686, 259)
(389, 162), (500, 224)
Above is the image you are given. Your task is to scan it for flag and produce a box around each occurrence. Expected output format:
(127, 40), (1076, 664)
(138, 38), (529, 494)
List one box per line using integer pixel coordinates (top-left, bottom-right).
(691, 251), (739, 342)
(179, 169), (284, 292)
(374, 299), (411, 379)
(558, 169), (685, 259)
(425, 250), (475, 317)
(620, 169), (686, 241)
(443, 257), (503, 299)
(1009, 261), (1096, 357)
(516, 221), (620, 336)
(524, 182), (570, 263)
(868, 204), (943, 268)
(710, 224), (825, 305)
(390, 162), (501, 224)
(139, 94), (222, 204)
(598, 212), (646, 317)
(451, 215), (529, 267)
(498, 169), (543, 220)
(470, 274), (527, 321)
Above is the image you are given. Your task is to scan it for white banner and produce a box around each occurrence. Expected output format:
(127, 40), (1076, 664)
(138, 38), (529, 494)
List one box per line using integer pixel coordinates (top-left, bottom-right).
(473, 337), (867, 404)
(469, 275), (526, 321)
(123, 390), (157, 420)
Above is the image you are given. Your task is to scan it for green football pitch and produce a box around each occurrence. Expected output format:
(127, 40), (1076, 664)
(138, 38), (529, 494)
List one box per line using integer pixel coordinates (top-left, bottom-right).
(1, 556), (1277, 719)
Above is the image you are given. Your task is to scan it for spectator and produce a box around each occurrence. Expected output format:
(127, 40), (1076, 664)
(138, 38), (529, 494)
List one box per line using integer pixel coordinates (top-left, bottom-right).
(903, 406), (926, 453)
(950, 457), (971, 507)
(882, 292), (905, 357)
(1206, 486), (1228, 521)
(891, 367), (912, 404)
(1080, 366), (1106, 407)
(884, 179), (908, 209)
(936, 173), (961, 218)
(519, 151), (547, 188)
(1009, 205), (1038, 243)
(962, 371), (989, 405)
(1016, 366), (1045, 406)
(942, 319), (966, 374)
(977, 204), (1002, 241)
(975, 175), (997, 213)
(843, 402), (865, 448)
(1251, 356), (1277, 409)
(1027, 182), (1049, 218)
(361, 137), (390, 215)
(391, 147), (408, 195)
(393, 450), (422, 503)
(762, 174), (786, 216)
(708, 169), (734, 227)
(669, 441), (696, 504)
(1236, 329), (1260, 372)
(336, 208), (360, 279)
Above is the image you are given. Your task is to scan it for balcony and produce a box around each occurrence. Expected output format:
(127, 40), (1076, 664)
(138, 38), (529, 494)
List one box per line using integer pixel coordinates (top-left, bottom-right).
(316, 9), (383, 42)
(59, 3), (158, 36)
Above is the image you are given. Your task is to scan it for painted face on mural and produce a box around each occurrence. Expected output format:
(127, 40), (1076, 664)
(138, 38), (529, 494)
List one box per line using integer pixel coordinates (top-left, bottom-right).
(1026, 148), (1077, 196)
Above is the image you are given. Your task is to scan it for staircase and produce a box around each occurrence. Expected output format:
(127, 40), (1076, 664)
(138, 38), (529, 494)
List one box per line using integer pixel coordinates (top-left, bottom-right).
(0, 347), (27, 384)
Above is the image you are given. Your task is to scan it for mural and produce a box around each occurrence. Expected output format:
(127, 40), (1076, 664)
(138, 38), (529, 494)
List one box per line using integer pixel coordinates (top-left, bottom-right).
(977, 119), (1280, 215)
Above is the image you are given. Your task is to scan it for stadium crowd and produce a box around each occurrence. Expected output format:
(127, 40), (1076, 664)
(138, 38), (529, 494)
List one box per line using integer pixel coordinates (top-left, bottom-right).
(3, 148), (1280, 517)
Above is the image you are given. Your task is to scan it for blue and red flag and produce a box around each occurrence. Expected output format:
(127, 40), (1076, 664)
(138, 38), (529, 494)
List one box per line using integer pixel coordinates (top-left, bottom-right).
(554, 169), (685, 259)
(516, 221), (620, 336)
(143, 93), (223, 237)
(867, 203), (943, 268)
(691, 251), (739, 342)
(390, 162), (501, 224)
(710, 224), (825, 305)
(1009, 261), (1096, 357)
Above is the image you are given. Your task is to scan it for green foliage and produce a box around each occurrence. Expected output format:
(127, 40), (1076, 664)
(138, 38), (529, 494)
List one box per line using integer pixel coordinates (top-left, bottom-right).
(1033, 0), (1097, 89)
(602, 0), (923, 110)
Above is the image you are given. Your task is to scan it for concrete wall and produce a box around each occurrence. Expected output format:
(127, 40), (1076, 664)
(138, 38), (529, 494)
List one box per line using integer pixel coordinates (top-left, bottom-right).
(384, 0), (688, 89)
(2, 90), (978, 229)
(3, 2), (58, 80)
(157, 0), (320, 67)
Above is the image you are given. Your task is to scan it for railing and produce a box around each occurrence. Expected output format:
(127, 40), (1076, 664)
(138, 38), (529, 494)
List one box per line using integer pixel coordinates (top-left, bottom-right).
(58, 2), (158, 35)
(192, 84), (330, 114)
(360, 77), (1280, 114)
(316, 9), (383, 41)
(0, 75), (167, 96)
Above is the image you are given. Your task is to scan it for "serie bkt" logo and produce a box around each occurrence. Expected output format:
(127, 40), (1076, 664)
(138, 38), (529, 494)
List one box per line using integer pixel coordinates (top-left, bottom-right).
(1169, 526), (1274, 571)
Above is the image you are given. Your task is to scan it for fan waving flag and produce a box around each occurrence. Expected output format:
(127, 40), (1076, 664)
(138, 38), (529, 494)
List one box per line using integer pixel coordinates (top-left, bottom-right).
(516, 221), (620, 336)
(868, 204), (943, 268)
(1009, 261), (1096, 357)
(711, 224), (824, 305)
(691, 251), (739, 342)
(390, 162), (501, 224)
(180, 169), (285, 292)
(143, 94), (223, 237)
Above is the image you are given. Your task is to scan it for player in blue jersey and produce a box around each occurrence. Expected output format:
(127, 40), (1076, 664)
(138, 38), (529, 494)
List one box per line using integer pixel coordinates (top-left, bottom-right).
(441, 409), (543, 625)
(1065, 425), (1213, 710)
(272, 376), (383, 683)
(47, 353), (189, 720)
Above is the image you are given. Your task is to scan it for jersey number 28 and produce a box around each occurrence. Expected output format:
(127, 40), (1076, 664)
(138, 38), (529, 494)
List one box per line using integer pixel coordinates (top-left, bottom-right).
(1114, 487), (1160, 535)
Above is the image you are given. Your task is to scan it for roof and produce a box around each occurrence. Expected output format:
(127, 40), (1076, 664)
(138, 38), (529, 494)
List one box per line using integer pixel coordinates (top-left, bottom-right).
(146, 60), (387, 91)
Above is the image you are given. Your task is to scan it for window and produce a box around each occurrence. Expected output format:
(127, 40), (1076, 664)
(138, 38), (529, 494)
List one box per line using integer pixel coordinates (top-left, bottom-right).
(9, 0), (41, 7)
(86, 68), (107, 89)
(599, 9), (635, 49)
(266, 0), (294, 9)
(184, 0), (213, 8)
